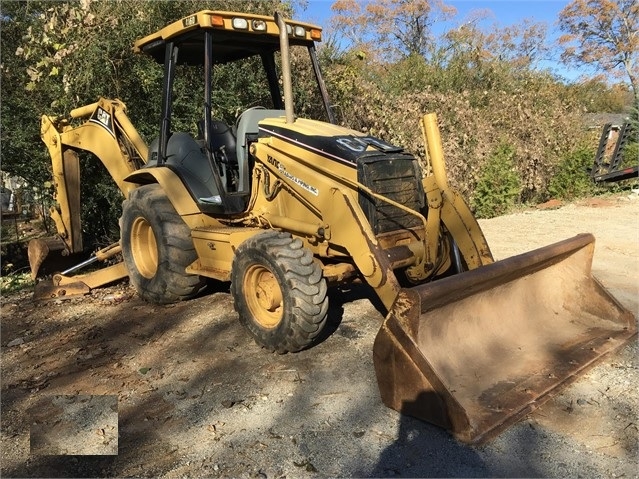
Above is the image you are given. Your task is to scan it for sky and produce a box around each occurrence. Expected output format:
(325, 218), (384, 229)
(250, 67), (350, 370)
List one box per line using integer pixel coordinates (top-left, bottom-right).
(296, 0), (569, 26)
(293, 1), (590, 81)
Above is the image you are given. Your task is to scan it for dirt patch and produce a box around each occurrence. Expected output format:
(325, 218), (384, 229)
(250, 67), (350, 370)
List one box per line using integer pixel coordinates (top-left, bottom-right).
(535, 198), (563, 210)
(2, 193), (638, 478)
(29, 395), (118, 456)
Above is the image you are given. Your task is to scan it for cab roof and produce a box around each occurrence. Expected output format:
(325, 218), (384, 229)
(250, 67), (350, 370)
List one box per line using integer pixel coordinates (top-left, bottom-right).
(134, 10), (322, 65)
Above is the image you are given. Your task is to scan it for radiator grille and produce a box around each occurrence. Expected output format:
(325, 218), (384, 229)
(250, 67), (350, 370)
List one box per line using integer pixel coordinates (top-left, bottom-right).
(357, 154), (425, 235)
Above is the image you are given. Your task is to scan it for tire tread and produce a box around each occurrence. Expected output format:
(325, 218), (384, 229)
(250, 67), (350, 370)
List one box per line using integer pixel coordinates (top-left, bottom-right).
(231, 231), (328, 353)
(121, 184), (205, 304)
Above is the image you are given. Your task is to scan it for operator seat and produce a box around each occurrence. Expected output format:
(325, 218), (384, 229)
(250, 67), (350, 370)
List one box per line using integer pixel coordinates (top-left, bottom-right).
(162, 133), (220, 203)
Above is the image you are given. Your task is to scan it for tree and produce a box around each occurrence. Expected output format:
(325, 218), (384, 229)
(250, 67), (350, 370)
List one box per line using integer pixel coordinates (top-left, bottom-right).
(559, 0), (639, 111)
(492, 19), (550, 71)
(330, 0), (456, 61)
(441, 17), (549, 71)
(1, 0), (296, 248)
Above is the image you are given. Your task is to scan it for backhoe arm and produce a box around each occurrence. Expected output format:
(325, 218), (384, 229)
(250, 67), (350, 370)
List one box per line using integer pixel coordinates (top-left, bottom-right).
(30, 98), (148, 293)
(40, 98), (147, 254)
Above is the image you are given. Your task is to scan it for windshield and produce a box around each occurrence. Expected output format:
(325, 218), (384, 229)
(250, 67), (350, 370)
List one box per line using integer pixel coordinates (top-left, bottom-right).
(170, 42), (332, 133)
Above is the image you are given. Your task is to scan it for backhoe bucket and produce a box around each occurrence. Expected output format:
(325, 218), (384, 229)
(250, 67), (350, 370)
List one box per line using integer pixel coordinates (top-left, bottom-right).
(28, 236), (69, 279)
(373, 233), (636, 444)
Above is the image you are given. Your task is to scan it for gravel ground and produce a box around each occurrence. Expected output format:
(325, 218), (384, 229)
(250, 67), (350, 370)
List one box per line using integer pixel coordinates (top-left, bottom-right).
(1, 193), (637, 478)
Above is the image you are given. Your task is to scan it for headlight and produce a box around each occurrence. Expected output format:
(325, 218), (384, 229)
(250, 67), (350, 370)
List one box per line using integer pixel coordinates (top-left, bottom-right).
(232, 18), (249, 30)
(252, 20), (267, 31)
(294, 26), (305, 37)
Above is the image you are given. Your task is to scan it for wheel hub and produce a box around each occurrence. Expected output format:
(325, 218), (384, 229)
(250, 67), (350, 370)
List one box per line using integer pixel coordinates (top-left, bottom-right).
(130, 216), (158, 279)
(244, 265), (283, 328)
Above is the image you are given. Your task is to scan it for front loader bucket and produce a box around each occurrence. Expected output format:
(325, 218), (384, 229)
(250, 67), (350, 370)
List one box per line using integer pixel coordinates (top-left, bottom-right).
(373, 233), (636, 444)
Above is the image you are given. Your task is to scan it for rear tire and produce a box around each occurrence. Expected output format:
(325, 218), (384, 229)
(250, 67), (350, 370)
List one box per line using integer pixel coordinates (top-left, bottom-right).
(231, 231), (328, 353)
(121, 184), (205, 304)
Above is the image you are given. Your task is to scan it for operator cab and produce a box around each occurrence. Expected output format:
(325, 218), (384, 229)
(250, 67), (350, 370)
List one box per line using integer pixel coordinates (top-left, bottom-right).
(135, 11), (334, 215)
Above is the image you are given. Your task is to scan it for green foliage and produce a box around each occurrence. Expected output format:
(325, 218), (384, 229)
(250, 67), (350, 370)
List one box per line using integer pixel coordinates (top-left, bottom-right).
(0, 272), (34, 295)
(77, 154), (125, 246)
(1, 0), (291, 250)
(547, 146), (597, 200)
(324, 43), (588, 203)
(628, 104), (639, 131)
(0, 253), (34, 295)
(211, 57), (275, 122)
(565, 79), (633, 113)
(1, 222), (15, 243)
(471, 143), (522, 218)
(620, 140), (638, 170)
(0, 0), (633, 266)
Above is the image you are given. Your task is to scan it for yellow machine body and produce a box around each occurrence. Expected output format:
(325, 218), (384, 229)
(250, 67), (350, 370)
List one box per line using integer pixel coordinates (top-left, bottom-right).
(31, 10), (636, 442)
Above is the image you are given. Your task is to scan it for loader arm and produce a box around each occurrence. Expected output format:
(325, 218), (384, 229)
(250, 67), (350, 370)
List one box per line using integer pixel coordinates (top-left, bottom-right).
(420, 113), (494, 270)
(30, 98), (148, 294)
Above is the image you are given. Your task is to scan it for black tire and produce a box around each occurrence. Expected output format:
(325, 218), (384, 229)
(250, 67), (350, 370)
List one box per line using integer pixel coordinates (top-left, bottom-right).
(231, 231), (329, 353)
(120, 184), (205, 304)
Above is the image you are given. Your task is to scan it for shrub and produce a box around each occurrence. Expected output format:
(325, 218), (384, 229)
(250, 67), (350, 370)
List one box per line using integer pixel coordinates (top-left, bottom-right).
(471, 143), (522, 218)
(547, 146), (597, 200)
(0, 272), (34, 295)
(621, 141), (638, 170)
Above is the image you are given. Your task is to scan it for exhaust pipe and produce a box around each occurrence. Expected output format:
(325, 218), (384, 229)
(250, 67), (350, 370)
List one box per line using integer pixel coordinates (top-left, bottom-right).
(275, 12), (295, 124)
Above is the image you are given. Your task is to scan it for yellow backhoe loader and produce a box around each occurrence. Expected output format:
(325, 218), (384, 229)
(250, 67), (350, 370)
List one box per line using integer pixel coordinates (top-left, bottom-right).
(30, 11), (636, 444)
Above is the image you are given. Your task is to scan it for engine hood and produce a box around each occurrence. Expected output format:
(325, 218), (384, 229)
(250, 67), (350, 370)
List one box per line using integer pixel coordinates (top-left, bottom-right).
(257, 117), (409, 167)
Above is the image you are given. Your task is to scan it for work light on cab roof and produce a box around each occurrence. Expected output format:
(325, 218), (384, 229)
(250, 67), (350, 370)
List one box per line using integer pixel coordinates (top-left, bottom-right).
(134, 10), (321, 55)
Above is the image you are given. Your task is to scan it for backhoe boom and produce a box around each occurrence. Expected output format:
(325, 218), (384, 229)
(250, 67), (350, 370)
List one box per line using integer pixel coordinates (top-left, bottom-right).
(29, 98), (148, 297)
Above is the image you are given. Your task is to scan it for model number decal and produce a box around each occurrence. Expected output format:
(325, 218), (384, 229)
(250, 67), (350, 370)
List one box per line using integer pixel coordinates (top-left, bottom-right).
(267, 155), (319, 196)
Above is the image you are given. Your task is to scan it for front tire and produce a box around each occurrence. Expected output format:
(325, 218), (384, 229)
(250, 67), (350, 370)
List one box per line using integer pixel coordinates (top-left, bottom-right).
(121, 184), (205, 304)
(231, 231), (328, 353)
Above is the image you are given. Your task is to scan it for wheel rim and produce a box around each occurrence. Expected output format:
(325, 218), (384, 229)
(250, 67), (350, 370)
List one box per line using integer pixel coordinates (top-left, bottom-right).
(243, 263), (283, 328)
(130, 216), (158, 279)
